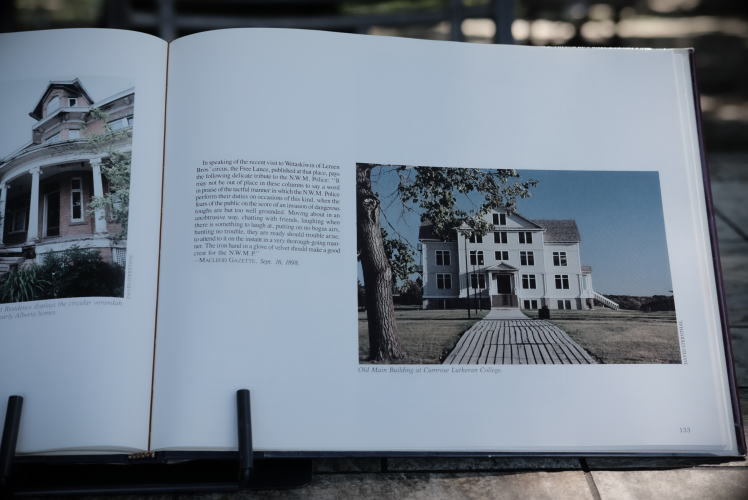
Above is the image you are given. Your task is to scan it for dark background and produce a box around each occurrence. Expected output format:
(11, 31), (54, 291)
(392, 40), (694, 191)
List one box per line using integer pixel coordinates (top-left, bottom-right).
(2, 0), (746, 152)
(2, 2), (746, 498)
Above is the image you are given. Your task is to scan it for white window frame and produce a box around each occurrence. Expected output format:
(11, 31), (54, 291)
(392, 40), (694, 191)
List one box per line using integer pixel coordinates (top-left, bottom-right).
(519, 231), (533, 244)
(107, 115), (134, 131)
(68, 97), (78, 107)
(469, 250), (484, 266)
(523, 299), (539, 310)
(521, 274), (536, 289)
(46, 95), (60, 115)
(436, 273), (452, 290)
(494, 250), (508, 261)
(557, 299), (573, 310)
(70, 177), (84, 223)
(520, 251), (534, 266)
(553, 251), (568, 266)
(468, 233), (483, 244)
(493, 231), (507, 244)
(555, 274), (570, 290)
(435, 249), (450, 266)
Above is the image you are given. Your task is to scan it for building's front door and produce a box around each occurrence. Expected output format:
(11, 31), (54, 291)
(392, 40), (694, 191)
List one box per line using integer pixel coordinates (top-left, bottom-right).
(45, 191), (60, 237)
(496, 274), (512, 294)
(492, 273), (518, 307)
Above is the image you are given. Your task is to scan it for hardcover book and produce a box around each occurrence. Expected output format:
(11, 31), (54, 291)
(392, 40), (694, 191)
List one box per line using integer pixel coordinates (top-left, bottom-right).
(0, 28), (743, 460)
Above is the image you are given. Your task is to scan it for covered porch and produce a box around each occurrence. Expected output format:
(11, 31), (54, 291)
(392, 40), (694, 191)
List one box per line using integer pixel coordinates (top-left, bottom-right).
(468, 263), (519, 308)
(0, 157), (109, 250)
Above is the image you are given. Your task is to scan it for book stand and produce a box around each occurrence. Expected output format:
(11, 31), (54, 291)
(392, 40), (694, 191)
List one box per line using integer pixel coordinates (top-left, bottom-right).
(0, 390), (312, 496)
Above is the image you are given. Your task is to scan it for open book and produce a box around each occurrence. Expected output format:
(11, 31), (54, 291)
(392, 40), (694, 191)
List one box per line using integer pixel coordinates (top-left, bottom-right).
(0, 28), (743, 457)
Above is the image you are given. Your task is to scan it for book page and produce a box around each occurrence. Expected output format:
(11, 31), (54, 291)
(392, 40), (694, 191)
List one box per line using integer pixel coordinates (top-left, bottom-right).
(0, 29), (167, 453)
(153, 29), (738, 455)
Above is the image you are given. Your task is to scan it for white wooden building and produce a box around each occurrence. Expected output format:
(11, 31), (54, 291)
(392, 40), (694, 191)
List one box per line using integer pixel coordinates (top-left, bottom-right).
(419, 211), (618, 310)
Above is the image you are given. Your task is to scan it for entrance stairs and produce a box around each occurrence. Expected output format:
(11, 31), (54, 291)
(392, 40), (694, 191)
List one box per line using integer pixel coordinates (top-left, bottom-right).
(484, 308), (530, 320)
(0, 249), (26, 278)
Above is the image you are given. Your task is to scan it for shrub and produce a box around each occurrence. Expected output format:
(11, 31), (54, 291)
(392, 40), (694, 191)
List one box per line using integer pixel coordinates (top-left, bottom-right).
(0, 265), (49, 303)
(0, 247), (125, 303)
(38, 247), (124, 299)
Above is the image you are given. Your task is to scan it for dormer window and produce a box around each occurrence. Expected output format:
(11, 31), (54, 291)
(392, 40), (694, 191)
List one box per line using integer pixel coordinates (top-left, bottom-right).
(68, 98), (78, 107)
(492, 213), (507, 225)
(46, 96), (60, 115)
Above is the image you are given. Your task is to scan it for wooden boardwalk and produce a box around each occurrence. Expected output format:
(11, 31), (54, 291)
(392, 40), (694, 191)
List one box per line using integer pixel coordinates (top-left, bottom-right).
(443, 319), (597, 365)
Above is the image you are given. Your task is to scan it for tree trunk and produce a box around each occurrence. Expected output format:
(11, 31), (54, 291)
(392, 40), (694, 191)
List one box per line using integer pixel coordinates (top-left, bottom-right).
(356, 164), (406, 361)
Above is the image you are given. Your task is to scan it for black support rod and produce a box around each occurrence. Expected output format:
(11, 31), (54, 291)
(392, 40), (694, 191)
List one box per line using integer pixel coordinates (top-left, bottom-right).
(236, 389), (253, 488)
(0, 395), (23, 493)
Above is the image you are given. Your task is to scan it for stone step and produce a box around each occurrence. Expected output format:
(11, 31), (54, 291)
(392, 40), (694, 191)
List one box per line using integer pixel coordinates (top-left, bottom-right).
(0, 257), (24, 265)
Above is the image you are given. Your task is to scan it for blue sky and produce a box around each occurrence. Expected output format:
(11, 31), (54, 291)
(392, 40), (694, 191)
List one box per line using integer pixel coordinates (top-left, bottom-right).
(0, 77), (130, 159)
(368, 167), (673, 296)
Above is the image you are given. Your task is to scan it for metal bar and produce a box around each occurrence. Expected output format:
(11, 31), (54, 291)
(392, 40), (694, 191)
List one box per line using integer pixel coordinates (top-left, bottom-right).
(129, 5), (494, 32)
(493, 0), (515, 44)
(0, 395), (23, 494)
(236, 389), (253, 487)
(158, 0), (177, 41)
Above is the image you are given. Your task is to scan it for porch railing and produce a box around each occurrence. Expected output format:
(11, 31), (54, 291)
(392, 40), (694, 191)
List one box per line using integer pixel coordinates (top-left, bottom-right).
(593, 292), (619, 310)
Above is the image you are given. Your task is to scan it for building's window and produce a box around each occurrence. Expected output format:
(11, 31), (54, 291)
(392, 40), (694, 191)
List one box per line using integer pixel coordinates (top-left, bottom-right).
(470, 273), (486, 289)
(469, 250), (484, 266)
(555, 274), (570, 289)
(522, 274), (536, 289)
(467, 233), (482, 244)
(435, 250), (450, 266)
(493, 231), (507, 244)
(495, 250), (508, 261)
(436, 273), (452, 289)
(8, 209), (26, 233)
(557, 299), (573, 310)
(492, 213), (507, 225)
(523, 299), (539, 310)
(518, 231), (533, 244)
(520, 251), (534, 266)
(108, 115), (134, 131)
(68, 129), (80, 140)
(71, 177), (84, 222)
(45, 132), (60, 143)
(46, 96), (60, 115)
(68, 98), (78, 107)
(553, 251), (567, 266)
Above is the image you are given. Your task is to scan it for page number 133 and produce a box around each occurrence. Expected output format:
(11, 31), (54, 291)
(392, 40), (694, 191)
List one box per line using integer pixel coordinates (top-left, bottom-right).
(680, 426), (692, 433)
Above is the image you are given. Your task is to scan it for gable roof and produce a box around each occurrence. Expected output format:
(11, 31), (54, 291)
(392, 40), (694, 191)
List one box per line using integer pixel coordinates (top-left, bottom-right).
(532, 219), (580, 242)
(418, 224), (455, 241)
(29, 79), (93, 120)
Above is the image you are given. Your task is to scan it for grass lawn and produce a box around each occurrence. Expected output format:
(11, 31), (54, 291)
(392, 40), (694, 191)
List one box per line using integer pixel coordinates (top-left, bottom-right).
(359, 306), (487, 364)
(538, 308), (680, 364)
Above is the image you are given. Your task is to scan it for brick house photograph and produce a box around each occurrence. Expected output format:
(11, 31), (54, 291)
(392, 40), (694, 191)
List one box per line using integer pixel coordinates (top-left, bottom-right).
(357, 164), (679, 365)
(0, 78), (133, 303)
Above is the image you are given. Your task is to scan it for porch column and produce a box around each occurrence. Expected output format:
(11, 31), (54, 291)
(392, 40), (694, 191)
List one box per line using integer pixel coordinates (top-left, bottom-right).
(26, 167), (40, 243)
(0, 182), (6, 245)
(90, 157), (107, 234)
